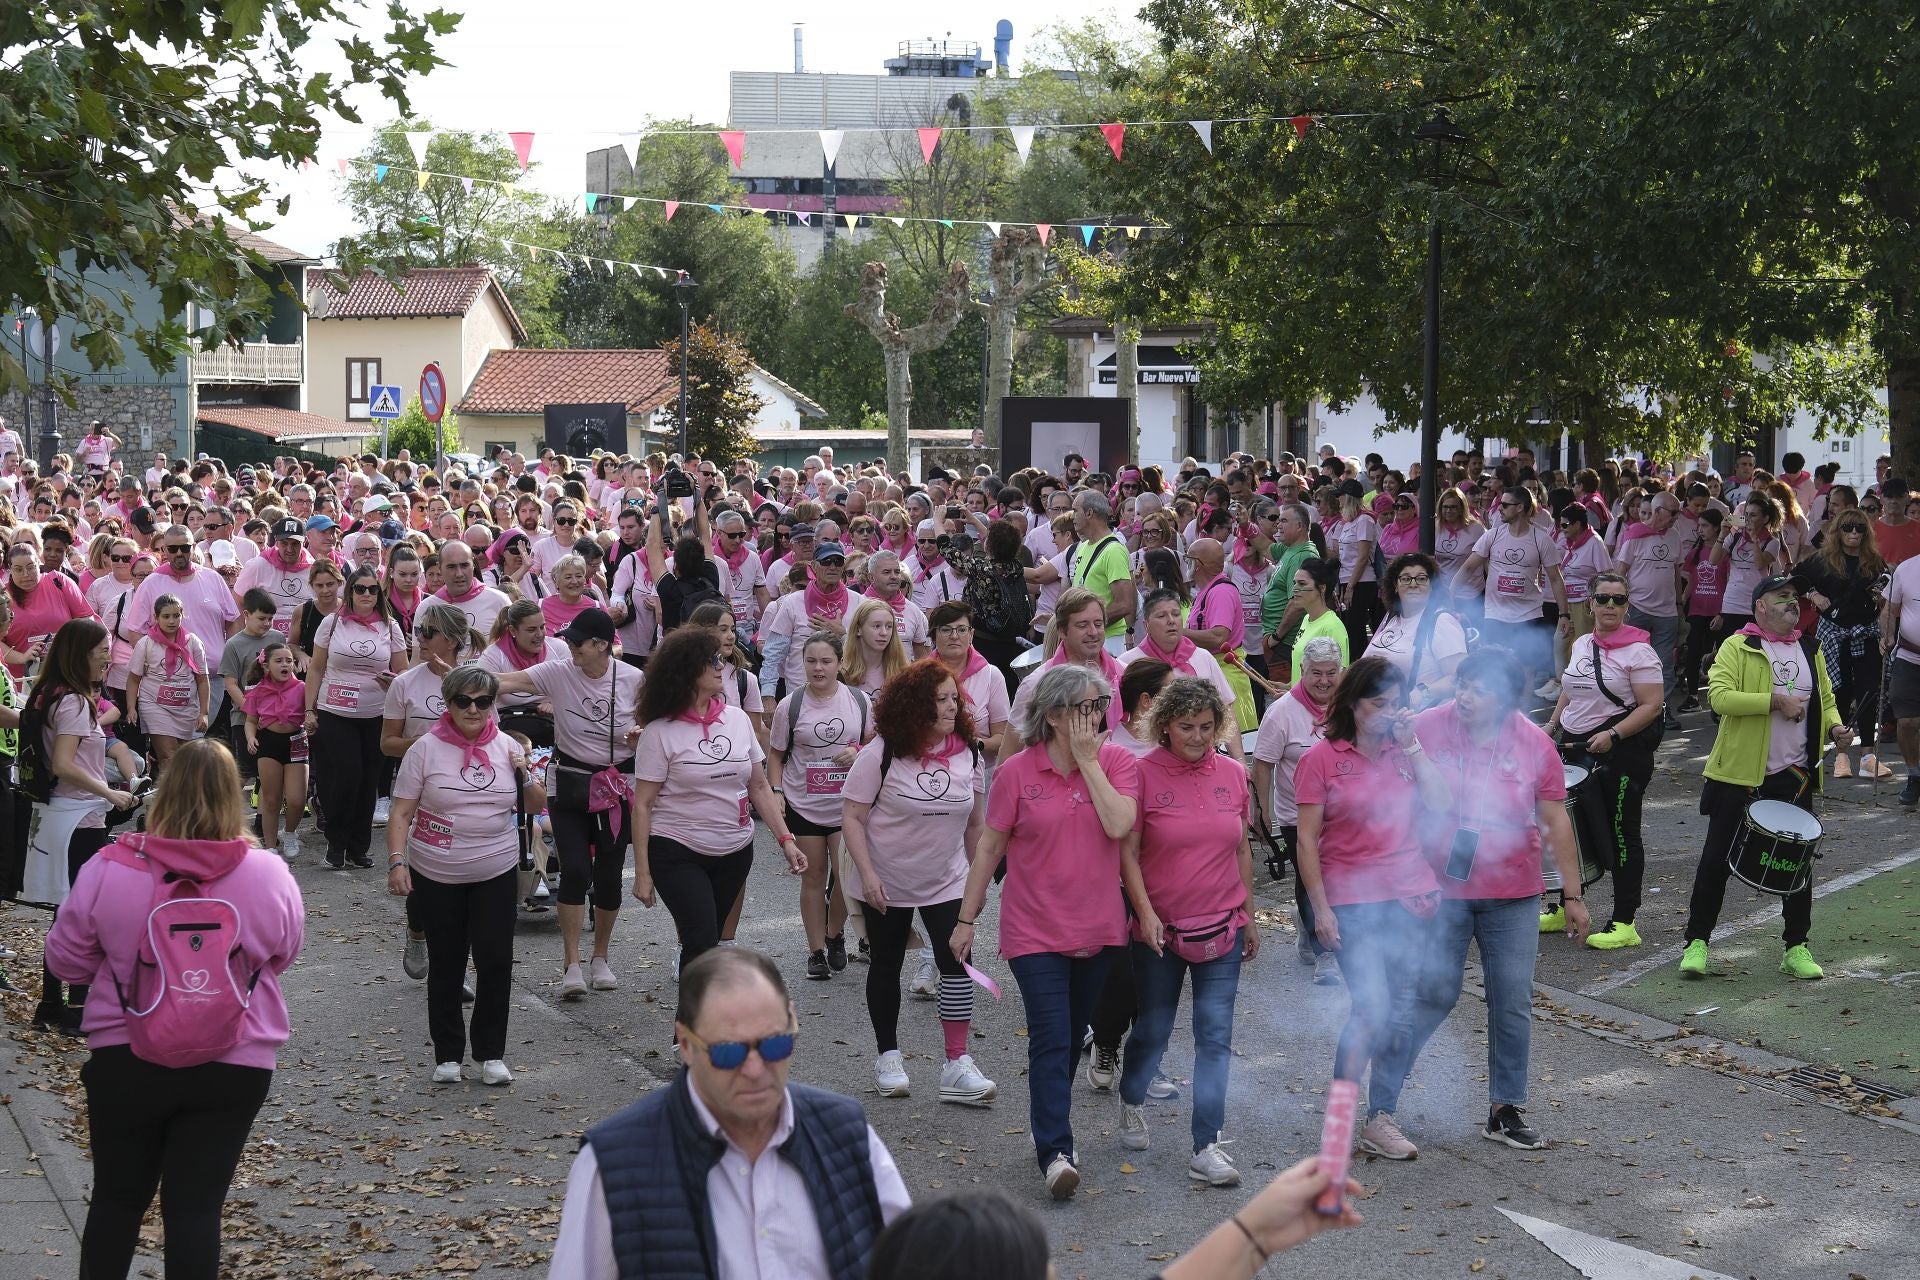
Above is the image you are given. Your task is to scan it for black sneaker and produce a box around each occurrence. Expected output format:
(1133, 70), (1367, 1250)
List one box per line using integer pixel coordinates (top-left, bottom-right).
(347, 853), (375, 869)
(1483, 1104), (1546, 1150)
(1902, 777), (1920, 808)
(825, 934), (848, 971)
(854, 939), (871, 965)
(806, 950), (832, 981)
(325, 848), (346, 869)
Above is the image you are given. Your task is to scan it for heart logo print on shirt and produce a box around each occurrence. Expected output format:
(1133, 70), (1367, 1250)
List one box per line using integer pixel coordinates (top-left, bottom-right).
(1499, 546), (1525, 565)
(1334, 758), (1356, 776)
(1772, 659), (1799, 688)
(913, 769), (951, 799)
(1153, 789), (1177, 808)
(812, 716), (847, 746)
(426, 694), (446, 716)
(1213, 785), (1235, 809)
(349, 638), (377, 658)
(181, 970), (210, 992)
(696, 734), (733, 761)
(1022, 783), (1046, 801)
(279, 577), (299, 595)
(461, 761), (496, 790)
(1568, 655), (1595, 679)
(1649, 543), (1670, 561)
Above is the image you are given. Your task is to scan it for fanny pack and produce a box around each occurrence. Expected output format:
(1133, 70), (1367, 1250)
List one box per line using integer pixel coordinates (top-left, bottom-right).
(1163, 911), (1239, 965)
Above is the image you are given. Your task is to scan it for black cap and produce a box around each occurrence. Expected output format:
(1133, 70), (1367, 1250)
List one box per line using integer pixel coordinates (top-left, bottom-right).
(270, 517), (303, 542)
(1751, 574), (1799, 609)
(556, 608), (616, 647)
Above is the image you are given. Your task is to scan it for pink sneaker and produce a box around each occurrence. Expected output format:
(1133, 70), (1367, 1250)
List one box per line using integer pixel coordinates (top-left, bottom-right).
(1358, 1110), (1418, 1160)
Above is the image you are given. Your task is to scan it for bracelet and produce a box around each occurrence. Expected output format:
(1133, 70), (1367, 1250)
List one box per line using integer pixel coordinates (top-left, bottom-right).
(1563, 895), (1583, 902)
(1230, 1215), (1270, 1264)
(777, 834), (798, 847)
(957, 916), (976, 926)
(387, 856), (407, 868)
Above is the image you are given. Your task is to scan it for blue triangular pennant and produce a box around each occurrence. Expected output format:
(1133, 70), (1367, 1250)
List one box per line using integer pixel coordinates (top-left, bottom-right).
(373, 164), (389, 183)
(1080, 224), (1095, 245)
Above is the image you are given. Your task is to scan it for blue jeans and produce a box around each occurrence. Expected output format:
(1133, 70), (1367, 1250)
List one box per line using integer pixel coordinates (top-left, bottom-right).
(1629, 608), (1681, 707)
(1374, 896), (1538, 1114)
(1118, 935), (1244, 1152)
(1329, 901), (1428, 1116)
(1008, 949), (1119, 1171)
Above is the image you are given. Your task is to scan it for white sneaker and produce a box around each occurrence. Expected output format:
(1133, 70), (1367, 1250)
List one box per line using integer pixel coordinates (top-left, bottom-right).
(480, 1059), (513, 1086)
(1119, 1101), (1150, 1151)
(1533, 679), (1561, 699)
(1044, 1154), (1080, 1200)
(1189, 1141), (1241, 1186)
(431, 1061), (462, 1084)
(372, 796), (391, 826)
(1086, 1043), (1118, 1092)
(589, 957), (619, 991)
(938, 1054), (997, 1106)
(403, 933), (429, 981)
(1147, 1074), (1181, 1100)
(909, 950), (938, 998)
(559, 964), (588, 1001)
(874, 1050), (910, 1097)
(279, 832), (300, 863)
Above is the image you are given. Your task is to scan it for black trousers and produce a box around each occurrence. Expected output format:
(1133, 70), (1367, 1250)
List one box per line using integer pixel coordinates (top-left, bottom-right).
(1088, 944), (1137, 1051)
(550, 806), (628, 910)
(1244, 654), (1270, 719)
(1686, 770), (1814, 947)
(1562, 742), (1649, 925)
(1682, 615), (1718, 698)
(860, 898), (965, 1053)
(411, 867), (517, 1063)
(1340, 581), (1381, 655)
(79, 1044), (272, 1280)
(649, 837), (754, 968)
(313, 712), (383, 859)
(1831, 644), (1884, 739)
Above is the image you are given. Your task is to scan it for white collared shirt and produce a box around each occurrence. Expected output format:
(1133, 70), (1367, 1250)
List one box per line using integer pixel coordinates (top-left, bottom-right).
(548, 1083), (911, 1280)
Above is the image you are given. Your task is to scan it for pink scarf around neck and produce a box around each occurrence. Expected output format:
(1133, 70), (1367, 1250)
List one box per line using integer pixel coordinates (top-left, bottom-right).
(1139, 631), (1197, 672)
(804, 572), (850, 623)
(676, 694), (726, 740)
(1044, 644), (1126, 730)
(493, 633), (543, 670)
(430, 711), (498, 775)
(1288, 680), (1328, 724)
(145, 622), (198, 678)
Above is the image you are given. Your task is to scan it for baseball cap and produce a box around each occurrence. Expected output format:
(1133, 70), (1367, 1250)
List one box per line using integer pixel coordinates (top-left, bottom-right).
(813, 540), (847, 562)
(377, 518), (406, 546)
(305, 515), (337, 533)
(789, 523), (817, 541)
(556, 608), (616, 647)
(1751, 574), (1799, 609)
(361, 495), (393, 516)
(270, 517), (303, 542)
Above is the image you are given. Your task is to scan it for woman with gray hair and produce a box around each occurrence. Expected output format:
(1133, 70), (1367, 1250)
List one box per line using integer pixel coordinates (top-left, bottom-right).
(1252, 633), (1346, 985)
(1116, 676), (1257, 1186)
(387, 664), (545, 1086)
(952, 663), (1145, 1201)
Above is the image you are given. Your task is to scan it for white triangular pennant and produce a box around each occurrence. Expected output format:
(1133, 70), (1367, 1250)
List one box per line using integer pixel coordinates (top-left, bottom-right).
(819, 129), (845, 169)
(986, 221), (1002, 236)
(404, 131), (430, 167)
(1009, 125), (1035, 163)
(889, 216), (906, 227)
(653, 266), (668, 279)
(621, 133), (641, 174)
(1190, 120), (1213, 153)
(630, 263), (645, 279)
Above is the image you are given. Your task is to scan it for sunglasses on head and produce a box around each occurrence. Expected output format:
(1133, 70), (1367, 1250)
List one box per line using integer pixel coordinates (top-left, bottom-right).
(448, 693), (495, 710)
(682, 1026), (797, 1070)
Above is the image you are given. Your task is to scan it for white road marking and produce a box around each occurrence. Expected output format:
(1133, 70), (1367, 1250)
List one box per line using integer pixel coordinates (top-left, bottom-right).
(1497, 1207), (1740, 1280)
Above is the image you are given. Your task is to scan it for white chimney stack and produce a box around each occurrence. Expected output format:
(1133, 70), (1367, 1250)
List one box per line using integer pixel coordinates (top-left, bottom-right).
(794, 24), (804, 73)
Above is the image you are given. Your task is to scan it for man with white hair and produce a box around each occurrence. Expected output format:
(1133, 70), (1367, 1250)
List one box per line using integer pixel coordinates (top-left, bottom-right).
(711, 508), (770, 634)
(861, 551), (931, 657)
(902, 519), (967, 612)
(801, 455), (826, 498)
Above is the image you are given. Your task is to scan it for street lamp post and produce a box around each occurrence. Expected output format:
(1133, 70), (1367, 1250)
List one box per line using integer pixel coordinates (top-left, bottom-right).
(672, 271), (698, 460)
(1416, 107), (1468, 555)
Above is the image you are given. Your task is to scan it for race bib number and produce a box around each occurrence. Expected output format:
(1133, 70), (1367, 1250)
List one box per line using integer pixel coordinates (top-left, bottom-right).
(1242, 601), (1263, 632)
(156, 683), (192, 709)
(1495, 571), (1528, 596)
(289, 731), (309, 763)
(270, 616), (291, 636)
(411, 808), (454, 852)
(737, 791), (752, 828)
(805, 764), (849, 795)
(321, 682), (360, 713)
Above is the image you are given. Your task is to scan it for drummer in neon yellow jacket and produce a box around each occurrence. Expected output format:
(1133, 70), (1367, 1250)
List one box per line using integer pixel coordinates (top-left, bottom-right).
(1681, 575), (1849, 982)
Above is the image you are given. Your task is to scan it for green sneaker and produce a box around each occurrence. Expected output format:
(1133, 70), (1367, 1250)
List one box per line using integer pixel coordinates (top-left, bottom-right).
(1585, 921), (1642, 950)
(1679, 939), (1709, 977)
(1538, 905), (1566, 934)
(1780, 945), (1824, 980)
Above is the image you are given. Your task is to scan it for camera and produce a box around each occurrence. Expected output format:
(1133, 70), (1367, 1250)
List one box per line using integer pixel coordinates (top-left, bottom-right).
(661, 462), (694, 499)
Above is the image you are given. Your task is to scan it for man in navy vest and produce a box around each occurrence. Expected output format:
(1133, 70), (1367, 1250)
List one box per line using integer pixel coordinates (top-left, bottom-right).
(550, 948), (911, 1278)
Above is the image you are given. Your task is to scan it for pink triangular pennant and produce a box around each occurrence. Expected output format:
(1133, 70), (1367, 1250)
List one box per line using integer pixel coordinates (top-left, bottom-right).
(335, 157), (349, 176)
(917, 127), (942, 165)
(719, 131), (746, 168)
(509, 132), (535, 169)
(1290, 114), (1314, 139)
(461, 177), (474, 194)
(663, 200), (679, 221)
(1099, 122), (1126, 160)
(1034, 223), (1052, 245)
(795, 210), (812, 225)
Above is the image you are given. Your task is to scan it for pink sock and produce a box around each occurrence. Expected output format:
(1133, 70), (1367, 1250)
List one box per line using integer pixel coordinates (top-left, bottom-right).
(942, 1019), (970, 1060)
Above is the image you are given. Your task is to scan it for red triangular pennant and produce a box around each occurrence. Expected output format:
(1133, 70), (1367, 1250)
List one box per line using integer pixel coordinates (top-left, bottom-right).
(917, 127), (942, 165)
(718, 131), (746, 168)
(1290, 114), (1313, 139)
(508, 132), (535, 169)
(1099, 122), (1126, 160)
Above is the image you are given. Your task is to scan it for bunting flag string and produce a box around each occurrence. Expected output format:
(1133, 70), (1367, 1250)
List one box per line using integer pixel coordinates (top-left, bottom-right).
(483, 233), (689, 282)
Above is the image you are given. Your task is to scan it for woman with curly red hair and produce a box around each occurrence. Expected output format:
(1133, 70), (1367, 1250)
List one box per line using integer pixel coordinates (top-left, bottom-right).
(841, 658), (996, 1107)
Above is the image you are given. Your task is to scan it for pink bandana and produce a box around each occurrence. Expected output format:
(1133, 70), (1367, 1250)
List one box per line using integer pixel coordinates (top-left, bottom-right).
(803, 572), (850, 624)
(716, 537), (751, 575)
(438, 581), (485, 606)
(430, 711), (498, 776)
(1591, 623), (1650, 651)
(492, 633), (543, 671)
(145, 621), (199, 678)
(921, 731), (971, 766)
(1139, 632), (1197, 672)
(338, 605), (385, 630)
(263, 545), (310, 574)
(1739, 620), (1803, 646)
(1288, 680), (1328, 724)
(676, 694), (726, 740)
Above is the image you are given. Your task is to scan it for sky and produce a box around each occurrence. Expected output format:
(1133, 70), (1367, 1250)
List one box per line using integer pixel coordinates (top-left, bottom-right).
(255, 0), (1130, 257)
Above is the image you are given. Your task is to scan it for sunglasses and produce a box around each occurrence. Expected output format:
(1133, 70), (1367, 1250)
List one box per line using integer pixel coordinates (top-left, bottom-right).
(109, 554), (132, 563)
(1591, 593), (1629, 606)
(722, 530), (746, 540)
(448, 693), (496, 710)
(555, 517), (577, 526)
(351, 583), (380, 595)
(1839, 525), (1866, 534)
(164, 543), (192, 553)
(682, 1026), (797, 1071)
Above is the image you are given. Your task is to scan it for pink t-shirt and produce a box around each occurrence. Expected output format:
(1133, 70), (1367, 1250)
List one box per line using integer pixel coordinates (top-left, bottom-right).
(541, 593), (598, 638)
(124, 565), (237, 663)
(394, 731), (523, 883)
(1762, 637), (1812, 773)
(1618, 527), (1687, 616)
(1411, 704), (1565, 900)
(85, 575), (139, 685)
(1432, 521), (1482, 582)
(432, 583), (512, 640)
(609, 555), (658, 657)
(1131, 747), (1250, 941)
(1292, 738), (1437, 906)
(1559, 634), (1662, 736)
(233, 553), (313, 635)
(44, 692), (108, 818)
(1474, 522), (1558, 622)
(770, 683), (870, 826)
(127, 632), (207, 716)
(1719, 532), (1781, 616)
(957, 656), (1011, 733)
(1558, 533), (1612, 605)
(382, 663), (445, 740)
(1252, 691), (1325, 827)
(4, 573), (94, 677)
(634, 705), (766, 856)
(522, 656), (643, 765)
(840, 738), (984, 906)
(1685, 541), (1725, 616)
(243, 674), (304, 726)
(721, 661), (763, 711)
(1885, 557), (1920, 666)
(1118, 643), (1236, 710)
(1334, 514), (1380, 586)
(479, 637), (564, 709)
(312, 612), (405, 719)
(985, 742), (1141, 960)
(1191, 576), (1248, 652)
(1363, 608), (1467, 685)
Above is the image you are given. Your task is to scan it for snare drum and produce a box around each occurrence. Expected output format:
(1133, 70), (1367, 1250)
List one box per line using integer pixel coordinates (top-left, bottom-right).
(1728, 800), (1823, 896)
(1010, 645), (1046, 671)
(1544, 764), (1589, 891)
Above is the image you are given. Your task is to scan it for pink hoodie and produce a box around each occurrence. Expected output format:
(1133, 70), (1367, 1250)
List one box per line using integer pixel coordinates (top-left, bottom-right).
(45, 834), (305, 1070)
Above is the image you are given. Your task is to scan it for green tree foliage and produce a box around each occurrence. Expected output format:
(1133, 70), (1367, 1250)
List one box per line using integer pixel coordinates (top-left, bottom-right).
(655, 323), (767, 464)
(364, 401), (461, 460)
(0, 0), (457, 397)
(1092, 0), (1896, 460)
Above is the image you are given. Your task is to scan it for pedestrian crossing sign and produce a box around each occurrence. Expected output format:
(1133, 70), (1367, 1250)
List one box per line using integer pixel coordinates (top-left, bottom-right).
(368, 384), (404, 419)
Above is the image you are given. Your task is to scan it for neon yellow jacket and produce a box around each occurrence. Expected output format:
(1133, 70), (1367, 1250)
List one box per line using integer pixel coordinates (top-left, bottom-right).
(1703, 629), (1840, 790)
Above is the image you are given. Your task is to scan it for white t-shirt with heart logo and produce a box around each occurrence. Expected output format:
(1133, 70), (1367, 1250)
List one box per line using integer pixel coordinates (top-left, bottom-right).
(839, 738), (986, 906)
(1761, 637), (1811, 774)
(634, 705), (766, 856)
(394, 731), (522, 883)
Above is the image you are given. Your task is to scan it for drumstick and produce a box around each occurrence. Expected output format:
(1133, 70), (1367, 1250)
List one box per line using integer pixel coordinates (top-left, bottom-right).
(1221, 649), (1285, 697)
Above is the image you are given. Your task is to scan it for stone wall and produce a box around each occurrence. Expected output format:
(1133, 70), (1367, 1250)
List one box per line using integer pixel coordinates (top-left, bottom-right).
(918, 445), (1002, 480)
(0, 384), (186, 464)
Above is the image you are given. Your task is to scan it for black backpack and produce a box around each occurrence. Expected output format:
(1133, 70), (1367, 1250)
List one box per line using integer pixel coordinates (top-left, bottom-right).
(15, 699), (64, 805)
(964, 561), (1033, 641)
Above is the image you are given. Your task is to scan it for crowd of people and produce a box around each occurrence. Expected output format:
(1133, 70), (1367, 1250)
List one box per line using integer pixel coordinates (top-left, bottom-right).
(3, 415), (1914, 1276)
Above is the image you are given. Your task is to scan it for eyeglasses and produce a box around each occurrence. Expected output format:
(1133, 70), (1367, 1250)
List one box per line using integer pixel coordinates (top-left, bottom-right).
(1397, 574), (1430, 587)
(448, 693), (496, 710)
(109, 554), (132, 563)
(681, 1025), (797, 1070)
(351, 583), (380, 595)
(1591, 593), (1630, 607)
(1070, 695), (1114, 719)
(706, 653), (727, 670)
(936, 623), (972, 637)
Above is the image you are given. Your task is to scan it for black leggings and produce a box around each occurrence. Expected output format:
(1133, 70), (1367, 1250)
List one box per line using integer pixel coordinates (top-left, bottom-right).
(1341, 581), (1381, 655)
(1574, 765), (1647, 924)
(1682, 614), (1719, 698)
(860, 898), (967, 1053)
(80, 1044), (272, 1280)
(412, 867), (517, 1064)
(649, 837), (754, 968)
(1830, 644), (1885, 739)
(314, 712), (383, 859)
(550, 806), (628, 910)
(0, 760), (30, 901)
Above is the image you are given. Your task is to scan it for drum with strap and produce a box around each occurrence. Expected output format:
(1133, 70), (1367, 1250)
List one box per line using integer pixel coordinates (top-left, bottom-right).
(1544, 764), (1605, 891)
(1728, 800), (1823, 896)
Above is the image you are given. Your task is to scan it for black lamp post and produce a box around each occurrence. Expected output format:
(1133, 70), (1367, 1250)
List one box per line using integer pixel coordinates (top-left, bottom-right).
(671, 271), (698, 460)
(1416, 107), (1468, 555)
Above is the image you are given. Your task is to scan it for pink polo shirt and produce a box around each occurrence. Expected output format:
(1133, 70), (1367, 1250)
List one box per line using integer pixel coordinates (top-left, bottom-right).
(312, 612), (405, 719)
(1132, 747), (1250, 941)
(394, 731), (522, 883)
(1292, 737), (1437, 906)
(840, 739), (984, 906)
(770, 683), (869, 826)
(1411, 704), (1564, 900)
(634, 705), (765, 855)
(5, 573), (93, 677)
(1191, 576), (1247, 651)
(985, 742), (1141, 960)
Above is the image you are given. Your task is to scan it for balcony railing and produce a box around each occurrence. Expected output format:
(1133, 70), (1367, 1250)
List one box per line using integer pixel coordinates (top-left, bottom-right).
(191, 340), (304, 384)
